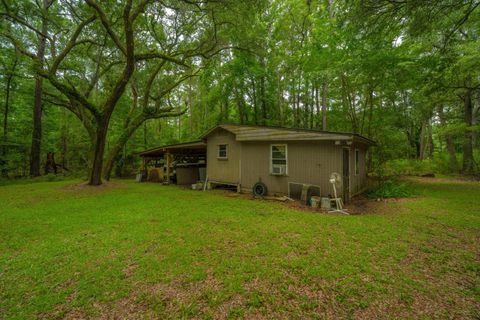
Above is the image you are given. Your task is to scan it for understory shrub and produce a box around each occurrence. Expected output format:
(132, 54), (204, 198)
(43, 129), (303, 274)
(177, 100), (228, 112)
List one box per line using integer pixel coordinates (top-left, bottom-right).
(382, 159), (434, 176)
(366, 179), (413, 199)
(0, 172), (86, 186)
(375, 151), (480, 177)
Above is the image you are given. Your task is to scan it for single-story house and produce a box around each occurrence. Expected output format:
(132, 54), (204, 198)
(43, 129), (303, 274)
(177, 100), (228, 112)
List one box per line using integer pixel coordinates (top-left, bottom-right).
(138, 124), (374, 202)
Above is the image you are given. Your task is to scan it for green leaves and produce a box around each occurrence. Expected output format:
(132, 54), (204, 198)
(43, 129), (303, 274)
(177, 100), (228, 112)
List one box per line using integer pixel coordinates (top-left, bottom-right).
(1, 0), (479, 179)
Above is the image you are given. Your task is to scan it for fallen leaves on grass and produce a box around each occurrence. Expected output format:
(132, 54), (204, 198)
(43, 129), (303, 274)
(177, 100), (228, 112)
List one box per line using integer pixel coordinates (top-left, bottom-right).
(61, 181), (127, 192)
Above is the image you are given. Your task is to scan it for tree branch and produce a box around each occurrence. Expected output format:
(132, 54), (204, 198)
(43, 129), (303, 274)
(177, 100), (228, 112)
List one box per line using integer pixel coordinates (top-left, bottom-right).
(38, 69), (102, 119)
(85, 0), (127, 56)
(142, 60), (167, 109)
(1, 31), (37, 60)
(50, 15), (96, 74)
(135, 52), (191, 68)
(0, 10), (53, 42)
(43, 91), (96, 139)
(101, 0), (135, 116)
(131, 0), (153, 22)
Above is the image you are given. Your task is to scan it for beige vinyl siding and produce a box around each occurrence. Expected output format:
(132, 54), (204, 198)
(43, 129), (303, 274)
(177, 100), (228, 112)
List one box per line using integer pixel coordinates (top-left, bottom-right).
(205, 127), (370, 198)
(206, 128), (241, 184)
(240, 140), (345, 196)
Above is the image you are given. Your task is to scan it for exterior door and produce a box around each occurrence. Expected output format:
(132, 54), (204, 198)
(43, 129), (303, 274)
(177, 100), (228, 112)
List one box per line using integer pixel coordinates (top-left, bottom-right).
(342, 148), (350, 203)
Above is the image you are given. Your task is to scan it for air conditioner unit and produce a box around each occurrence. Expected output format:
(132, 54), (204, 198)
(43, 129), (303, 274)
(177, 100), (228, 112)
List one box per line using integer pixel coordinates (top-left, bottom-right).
(271, 165), (286, 175)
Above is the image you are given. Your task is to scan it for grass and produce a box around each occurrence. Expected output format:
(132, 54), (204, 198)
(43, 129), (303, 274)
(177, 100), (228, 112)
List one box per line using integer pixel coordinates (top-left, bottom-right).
(0, 178), (479, 319)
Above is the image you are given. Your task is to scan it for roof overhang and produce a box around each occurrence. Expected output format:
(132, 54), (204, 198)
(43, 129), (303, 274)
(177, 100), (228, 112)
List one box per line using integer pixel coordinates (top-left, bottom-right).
(352, 135), (376, 146)
(137, 140), (206, 158)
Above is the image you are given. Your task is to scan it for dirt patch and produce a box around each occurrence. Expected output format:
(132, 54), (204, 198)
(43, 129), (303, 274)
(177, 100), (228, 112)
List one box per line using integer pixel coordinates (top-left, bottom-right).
(60, 181), (127, 192)
(61, 296), (150, 320)
(209, 187), (416, 216)
(59, 273), (228, 319)
(122, 262), (138, 278)
(352, 294), (476, 320)
(281, 195), (416, 215)
(344, 196), (416, 215)
(145, 273), (233, 317)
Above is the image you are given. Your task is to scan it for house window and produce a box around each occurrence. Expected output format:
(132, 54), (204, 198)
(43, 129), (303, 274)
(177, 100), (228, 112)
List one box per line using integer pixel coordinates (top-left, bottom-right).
(218, 144), (228, 159)
(271, 144), (287, 175)
(355, 149), (359, 175)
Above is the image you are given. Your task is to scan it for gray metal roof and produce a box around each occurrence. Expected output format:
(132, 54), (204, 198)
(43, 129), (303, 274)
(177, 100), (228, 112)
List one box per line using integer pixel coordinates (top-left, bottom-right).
(137, 124), (375, 158)
(202, 124), (375, 145)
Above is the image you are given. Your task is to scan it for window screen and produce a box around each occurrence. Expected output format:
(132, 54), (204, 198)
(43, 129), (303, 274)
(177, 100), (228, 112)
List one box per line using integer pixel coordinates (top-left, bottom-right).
(218, 144), (227, 158)
(271, 144), (287, 174)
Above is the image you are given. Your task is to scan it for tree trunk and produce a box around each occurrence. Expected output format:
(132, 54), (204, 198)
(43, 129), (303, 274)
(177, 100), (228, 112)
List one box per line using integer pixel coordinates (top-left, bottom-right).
(321, 81), (327, 131)
(303, 79), (310, 128)
(292, 79), (297, 127)
(224, 98), (229, 123)
(103, 145), (122, 181)
(188, 76), (193, 138)
(437, 105), (458, 172)
(177, 104), (181, 140)
(408, 126), (419, 159)
(342, 76), (357, 133)
(315, 81), (320, 128)
(462, 88), (475, 174)
(30, 75), (44, 176)
(89, 123), (108, 185)
(367, 87), (374, 137)
(143, 122), (147, 149)
(310, 81), (314, 129)
(104, 108), (182, 180)
(29, 0), (49, 177)
(296, 79), (301, 128)
(251, 78), (258, 125)
(446, 133), (458, 171)
(473, 89), (479, 148)
(2, 57), (18, 156)
(234, 87), (246, 124)
(427, 121), (434, 158)
(60, 109), (68, 170)
(260, 75), (267, 125)
(419, 121), (427, 160)
(277, 73), (284, 126)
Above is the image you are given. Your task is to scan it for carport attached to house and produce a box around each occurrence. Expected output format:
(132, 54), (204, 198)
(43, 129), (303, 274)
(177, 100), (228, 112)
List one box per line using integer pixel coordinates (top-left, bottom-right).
(139, 141), (206, 185)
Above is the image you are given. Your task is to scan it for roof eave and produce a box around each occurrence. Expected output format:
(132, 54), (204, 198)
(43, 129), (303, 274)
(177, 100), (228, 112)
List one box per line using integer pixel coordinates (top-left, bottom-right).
(136, 140), (205, 157)
(352, 135), (376, 146)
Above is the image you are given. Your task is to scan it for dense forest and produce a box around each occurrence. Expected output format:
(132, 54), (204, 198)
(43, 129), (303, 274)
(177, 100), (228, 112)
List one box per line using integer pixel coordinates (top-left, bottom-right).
(1, 0), (479, 185)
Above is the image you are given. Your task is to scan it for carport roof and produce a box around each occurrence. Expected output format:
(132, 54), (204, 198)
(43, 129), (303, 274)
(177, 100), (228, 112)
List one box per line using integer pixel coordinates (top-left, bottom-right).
(138, 140), (206, 158)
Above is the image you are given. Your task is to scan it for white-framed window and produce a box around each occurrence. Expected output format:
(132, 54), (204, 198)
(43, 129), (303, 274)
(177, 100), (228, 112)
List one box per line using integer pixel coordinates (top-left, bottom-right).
(355, 149), (359, 175)
(217, 144), (228, 159)
(270, 144), (288, 175)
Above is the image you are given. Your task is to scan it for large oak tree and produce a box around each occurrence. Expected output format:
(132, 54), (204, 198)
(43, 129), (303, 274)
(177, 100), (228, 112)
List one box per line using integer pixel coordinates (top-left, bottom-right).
(2, 0), (253, 184)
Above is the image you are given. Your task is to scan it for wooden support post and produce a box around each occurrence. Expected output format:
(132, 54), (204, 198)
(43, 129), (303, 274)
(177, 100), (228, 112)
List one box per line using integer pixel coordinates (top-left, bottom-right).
(203, 174), (208, 191)
(165, 151), (170, 184)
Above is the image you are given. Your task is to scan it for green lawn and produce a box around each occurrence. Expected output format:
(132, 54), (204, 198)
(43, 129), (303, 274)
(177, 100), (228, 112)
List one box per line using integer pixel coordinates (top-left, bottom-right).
(0, 178), (479, 319)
